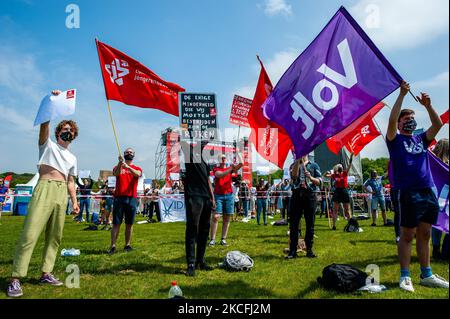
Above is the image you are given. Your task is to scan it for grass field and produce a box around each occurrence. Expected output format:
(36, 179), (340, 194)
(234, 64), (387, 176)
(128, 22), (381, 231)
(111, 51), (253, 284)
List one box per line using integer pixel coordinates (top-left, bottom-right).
(0, 211), (448, 299)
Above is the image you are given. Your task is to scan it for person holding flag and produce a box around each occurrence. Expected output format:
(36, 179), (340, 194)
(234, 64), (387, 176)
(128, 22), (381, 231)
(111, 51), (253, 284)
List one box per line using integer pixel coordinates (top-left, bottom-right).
(386, 80), (448, 292)
(325, 153), (354, 230)
(286, 155), (322, 259)
(108, 148), (142, 254)
(7, 90), (80, 298)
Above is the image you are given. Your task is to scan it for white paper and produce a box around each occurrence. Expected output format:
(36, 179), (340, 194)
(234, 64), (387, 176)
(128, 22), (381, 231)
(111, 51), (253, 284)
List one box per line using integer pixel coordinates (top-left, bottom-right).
(34, 89), (77, 126)
(79, 170), (91, 179)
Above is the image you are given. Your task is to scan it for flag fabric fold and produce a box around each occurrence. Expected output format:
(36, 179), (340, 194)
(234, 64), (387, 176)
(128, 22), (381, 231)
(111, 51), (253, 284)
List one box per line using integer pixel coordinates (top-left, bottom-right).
(262, 6), (402, 159)
(96, 40), (185, 116)
(247, 56), (293, 169)
(429, 151), (449, 234)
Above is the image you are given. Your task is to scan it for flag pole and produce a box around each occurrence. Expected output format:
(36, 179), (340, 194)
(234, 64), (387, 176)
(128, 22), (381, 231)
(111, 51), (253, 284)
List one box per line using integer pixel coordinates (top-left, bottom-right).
(107, 100), (122, 156)
(95, 37), (122, 156)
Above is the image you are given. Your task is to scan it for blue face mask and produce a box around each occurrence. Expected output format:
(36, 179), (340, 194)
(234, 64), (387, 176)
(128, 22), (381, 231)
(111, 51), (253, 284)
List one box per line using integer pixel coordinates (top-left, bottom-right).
(402, 119), (417, 133)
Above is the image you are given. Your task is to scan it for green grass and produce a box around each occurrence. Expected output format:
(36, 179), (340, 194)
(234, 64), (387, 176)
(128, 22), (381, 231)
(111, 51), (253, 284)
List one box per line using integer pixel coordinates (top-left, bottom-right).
(0, 212), (448, 299)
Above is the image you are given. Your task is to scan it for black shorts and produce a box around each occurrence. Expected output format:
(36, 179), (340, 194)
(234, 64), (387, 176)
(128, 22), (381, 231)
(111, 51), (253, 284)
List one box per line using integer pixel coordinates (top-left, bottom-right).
(332, 188), (350, 204)
(112, 196), (138, 225)
(399, 188), (439, 228)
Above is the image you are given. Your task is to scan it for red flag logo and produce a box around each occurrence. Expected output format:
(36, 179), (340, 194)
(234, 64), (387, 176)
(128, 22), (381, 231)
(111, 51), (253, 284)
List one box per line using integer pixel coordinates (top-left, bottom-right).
(326, 102), (385, 156)
(96, 40), (185, 116)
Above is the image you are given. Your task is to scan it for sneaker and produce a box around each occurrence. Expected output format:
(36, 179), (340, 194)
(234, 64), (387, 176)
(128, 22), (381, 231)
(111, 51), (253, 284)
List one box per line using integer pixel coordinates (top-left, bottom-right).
(107, 246), (116, 255)
(395, 236), (400, 244)
(420, 274), (449, 289)
(371, 223), (377, 227)
(124, 245), (133, 252)
(332, 226), (336, 231)
(220, 239), (228, 246)
(306, 250), (317, 258)
(185, 264), (195, 277)
(7, 280), (23, 298)
(208, 239), (216, 247)
(39, 273), (63, 286)
(399, 276), (415, 292)
(285, 252), (298, 259)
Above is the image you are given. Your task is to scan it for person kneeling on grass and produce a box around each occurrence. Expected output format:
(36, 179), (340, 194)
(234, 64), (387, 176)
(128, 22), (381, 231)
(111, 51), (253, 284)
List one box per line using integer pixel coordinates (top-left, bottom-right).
(386, 81), (448, 292)
(7, 91), (80, 298)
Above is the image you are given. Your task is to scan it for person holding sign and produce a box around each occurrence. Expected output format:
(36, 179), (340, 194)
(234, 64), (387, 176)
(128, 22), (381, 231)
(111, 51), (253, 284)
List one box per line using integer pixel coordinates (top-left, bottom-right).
(7, 90), (80, 298)
(386, 81), (448, 292)
(108, 148), (142, 254)
(209, 153), (243, 247)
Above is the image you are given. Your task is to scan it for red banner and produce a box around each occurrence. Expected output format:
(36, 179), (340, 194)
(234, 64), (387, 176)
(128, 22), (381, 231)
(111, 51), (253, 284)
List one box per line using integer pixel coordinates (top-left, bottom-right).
(96, 40), (185, 116)
(242, 139), (253, 188)
(247, 56), (293, 169)
(229, 95), (252, 127)
(166, 132), (180, 186)
(326, 102), (384, 155)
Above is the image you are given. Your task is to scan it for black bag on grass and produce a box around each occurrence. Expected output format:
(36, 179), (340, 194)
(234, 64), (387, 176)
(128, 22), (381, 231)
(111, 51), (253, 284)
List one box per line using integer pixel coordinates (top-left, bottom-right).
(343, 218), (360, 232)
(317, 263), (367, 293)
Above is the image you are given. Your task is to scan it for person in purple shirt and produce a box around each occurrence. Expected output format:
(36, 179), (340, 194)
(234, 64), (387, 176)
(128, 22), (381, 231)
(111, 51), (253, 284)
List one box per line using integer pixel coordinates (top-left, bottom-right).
(386, 80), (448, 292)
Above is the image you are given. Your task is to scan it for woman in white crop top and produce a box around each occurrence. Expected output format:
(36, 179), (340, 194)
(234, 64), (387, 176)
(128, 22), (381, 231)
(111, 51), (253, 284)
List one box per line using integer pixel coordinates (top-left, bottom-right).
(7, 90), (80, 298)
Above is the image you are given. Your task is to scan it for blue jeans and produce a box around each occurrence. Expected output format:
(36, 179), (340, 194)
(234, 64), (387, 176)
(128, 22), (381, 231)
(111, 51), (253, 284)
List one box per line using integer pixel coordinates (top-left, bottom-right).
(241, 199), (249, 217)
(78, 198), (90, 222)
(256, 198), (267, 225)
(215, 193), (234, 215)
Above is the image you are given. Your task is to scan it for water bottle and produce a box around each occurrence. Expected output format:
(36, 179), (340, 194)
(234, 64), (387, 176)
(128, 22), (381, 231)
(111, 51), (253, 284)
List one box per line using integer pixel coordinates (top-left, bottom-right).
(168, 281), (183, 298)
(61, 248), (80, 256)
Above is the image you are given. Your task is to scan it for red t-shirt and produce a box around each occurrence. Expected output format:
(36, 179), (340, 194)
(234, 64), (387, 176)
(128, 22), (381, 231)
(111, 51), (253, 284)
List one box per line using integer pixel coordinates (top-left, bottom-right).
(113, 164), (142, 198)
(213, 166), (233, 195)
(332, 171), (348, 189)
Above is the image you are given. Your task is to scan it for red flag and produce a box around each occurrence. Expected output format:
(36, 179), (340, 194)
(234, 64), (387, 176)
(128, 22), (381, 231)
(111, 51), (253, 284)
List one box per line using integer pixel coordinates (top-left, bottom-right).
(247, 56), (293, 168)
(326, 102), (385, 156)
(96, 40), (185, 116)
(441, 109), (449, 124)
(4, 175), (12, 188)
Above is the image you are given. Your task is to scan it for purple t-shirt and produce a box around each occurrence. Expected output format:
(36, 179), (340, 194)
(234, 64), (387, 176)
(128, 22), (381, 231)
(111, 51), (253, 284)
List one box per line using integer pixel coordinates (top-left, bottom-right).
(386, 132), (433, 190)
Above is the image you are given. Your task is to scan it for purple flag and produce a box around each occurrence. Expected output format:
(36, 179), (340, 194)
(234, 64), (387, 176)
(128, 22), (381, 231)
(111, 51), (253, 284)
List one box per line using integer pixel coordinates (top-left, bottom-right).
(263, 6), (402, 158)
(429, 151), (449, 234)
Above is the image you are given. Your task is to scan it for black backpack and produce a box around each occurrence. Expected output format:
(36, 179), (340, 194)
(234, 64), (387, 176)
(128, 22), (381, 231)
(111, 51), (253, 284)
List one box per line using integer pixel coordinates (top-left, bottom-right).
(317, 263), (368, 293)
(343, 217), (360, 232)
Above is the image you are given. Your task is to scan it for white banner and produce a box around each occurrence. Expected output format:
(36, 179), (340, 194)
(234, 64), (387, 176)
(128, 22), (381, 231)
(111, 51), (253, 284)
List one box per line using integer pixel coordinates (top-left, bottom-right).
(107, 176), (116, 187)
(159, 194), (186, 223)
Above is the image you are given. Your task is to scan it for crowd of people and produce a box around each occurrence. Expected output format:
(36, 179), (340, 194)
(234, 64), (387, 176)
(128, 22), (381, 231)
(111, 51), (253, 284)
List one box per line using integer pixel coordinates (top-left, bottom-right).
(4, 83), (449, 297)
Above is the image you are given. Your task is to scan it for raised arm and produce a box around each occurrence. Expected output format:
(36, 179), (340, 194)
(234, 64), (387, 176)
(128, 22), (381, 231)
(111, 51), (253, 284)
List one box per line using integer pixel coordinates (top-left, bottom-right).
(214, 166), (234, 178)
(387, 81), (410, 141)
(417, 92), (443, 143)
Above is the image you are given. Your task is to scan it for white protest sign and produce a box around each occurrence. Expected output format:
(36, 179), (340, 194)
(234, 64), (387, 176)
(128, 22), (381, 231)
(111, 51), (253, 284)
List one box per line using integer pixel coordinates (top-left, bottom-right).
(79, 170), (91, 179)
(107, 176), (116, 187)
(159, 194), (186, 223)
(34, 89), (77, 126)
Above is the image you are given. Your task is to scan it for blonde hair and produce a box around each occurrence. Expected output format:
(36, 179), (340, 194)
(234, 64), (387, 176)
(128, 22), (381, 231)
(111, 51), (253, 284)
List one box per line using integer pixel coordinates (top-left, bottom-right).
(433, 138), (449, 165)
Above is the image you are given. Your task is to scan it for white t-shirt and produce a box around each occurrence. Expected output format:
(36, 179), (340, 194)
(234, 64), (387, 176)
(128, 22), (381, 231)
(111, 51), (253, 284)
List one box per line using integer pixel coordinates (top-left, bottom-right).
(38, 138), (77, 178)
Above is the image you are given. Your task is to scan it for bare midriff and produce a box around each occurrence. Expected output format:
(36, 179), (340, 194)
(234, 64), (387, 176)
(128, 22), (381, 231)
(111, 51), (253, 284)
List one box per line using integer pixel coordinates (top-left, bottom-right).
(39, 164), (66, 182)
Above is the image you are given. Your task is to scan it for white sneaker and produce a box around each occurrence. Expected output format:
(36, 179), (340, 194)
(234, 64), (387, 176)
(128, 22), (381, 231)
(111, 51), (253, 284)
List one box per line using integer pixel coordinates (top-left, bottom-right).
(420, 274), (449, 289)
(399, 276), (415, 292)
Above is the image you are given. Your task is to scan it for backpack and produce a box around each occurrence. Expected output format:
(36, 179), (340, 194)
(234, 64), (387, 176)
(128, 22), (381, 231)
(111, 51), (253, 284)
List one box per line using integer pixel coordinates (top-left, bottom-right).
(317, 263), (368, 293)
(343, 217), (360, 232)
(219, 251), (254, 272)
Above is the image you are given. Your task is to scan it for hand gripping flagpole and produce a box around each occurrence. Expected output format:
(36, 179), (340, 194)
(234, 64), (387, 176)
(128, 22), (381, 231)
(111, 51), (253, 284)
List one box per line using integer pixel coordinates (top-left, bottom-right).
(95, 38), (122, 156)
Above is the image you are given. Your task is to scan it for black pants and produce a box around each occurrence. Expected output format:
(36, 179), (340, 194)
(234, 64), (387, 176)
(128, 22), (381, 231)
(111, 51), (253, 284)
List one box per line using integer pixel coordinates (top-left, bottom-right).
(149, 201), (161, 222)
(185, 195), (212, 266)
(289, 189), (317, 253)
(282, 197), (290, 220)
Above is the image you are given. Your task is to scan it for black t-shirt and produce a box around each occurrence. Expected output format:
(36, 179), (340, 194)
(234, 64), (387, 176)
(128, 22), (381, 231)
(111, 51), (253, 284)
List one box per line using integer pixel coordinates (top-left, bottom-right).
(181, 142), (211, 198)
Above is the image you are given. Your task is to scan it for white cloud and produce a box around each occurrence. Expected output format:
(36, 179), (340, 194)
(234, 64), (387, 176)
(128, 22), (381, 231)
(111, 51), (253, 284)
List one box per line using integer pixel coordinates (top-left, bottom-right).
(413, 71), (449, 89)
(265, 48), (298, 84)
(0, 103), (33, 132)
(262, 0), (292, 17)
(350, 0), (449, 51)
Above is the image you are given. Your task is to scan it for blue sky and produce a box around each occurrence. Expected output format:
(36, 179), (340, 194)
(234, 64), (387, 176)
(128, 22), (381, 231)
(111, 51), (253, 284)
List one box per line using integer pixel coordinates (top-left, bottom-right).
(0, 0), (448, 178)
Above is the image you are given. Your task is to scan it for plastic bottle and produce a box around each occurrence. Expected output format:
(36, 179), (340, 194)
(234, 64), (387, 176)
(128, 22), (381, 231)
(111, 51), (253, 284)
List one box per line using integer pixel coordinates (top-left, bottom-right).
(61, 248), (80, 257)
(168, 281), (183, 298)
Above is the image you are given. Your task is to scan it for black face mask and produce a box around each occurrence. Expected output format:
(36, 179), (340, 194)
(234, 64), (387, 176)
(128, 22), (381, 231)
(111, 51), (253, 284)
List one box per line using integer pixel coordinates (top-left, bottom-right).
(124, 154), (134, 161)
(337, 167), (343, 173)
(59, 131), (74, 142)
(402, 119), (417, 133)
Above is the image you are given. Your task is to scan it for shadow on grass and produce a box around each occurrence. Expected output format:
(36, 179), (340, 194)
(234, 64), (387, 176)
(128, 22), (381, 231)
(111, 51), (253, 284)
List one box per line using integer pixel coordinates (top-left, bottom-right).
(349, 239), (396, 246)
(83, 262), (183, 275)
(166, 256), (223, 265)
(158, 280), (279, 299)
